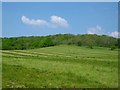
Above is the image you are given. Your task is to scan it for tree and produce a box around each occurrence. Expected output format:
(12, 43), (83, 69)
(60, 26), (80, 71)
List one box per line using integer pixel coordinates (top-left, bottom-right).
(41, 37), (54, 47)
(2, 34), (119, 50)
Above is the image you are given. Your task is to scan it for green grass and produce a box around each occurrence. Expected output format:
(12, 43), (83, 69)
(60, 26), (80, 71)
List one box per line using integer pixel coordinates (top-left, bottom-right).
(2, 45), (118, 88)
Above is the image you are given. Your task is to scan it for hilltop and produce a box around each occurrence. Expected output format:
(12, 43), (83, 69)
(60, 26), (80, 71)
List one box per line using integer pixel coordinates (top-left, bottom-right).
(2, 34), (119, 50)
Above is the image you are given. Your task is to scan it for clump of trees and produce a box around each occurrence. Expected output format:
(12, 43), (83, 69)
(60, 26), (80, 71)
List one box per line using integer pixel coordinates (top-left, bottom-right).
(1, 34), (119, 50)
(110, 46), (117, 50)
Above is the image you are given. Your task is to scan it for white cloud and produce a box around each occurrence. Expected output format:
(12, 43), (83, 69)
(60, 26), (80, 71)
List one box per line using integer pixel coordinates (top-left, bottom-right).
(87, 25), (102, 34)
(21, 15), (69, 28)
(21, 16), (48, 26)
(110, 31), (120, 38)
(87, 25), (120, 38)
(50, 16), (69, 28)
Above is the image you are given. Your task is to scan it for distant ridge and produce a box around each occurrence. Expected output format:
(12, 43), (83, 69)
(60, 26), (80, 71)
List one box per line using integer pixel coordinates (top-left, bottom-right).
(1, 34), (119, 50)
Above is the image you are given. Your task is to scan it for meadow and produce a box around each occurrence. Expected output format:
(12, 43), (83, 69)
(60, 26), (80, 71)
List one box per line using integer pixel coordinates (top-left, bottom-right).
(2, 45), (118, 88)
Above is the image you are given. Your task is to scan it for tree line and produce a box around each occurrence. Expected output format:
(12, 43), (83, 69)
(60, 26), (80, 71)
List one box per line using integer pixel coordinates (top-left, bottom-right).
(1, 34), (120, 50)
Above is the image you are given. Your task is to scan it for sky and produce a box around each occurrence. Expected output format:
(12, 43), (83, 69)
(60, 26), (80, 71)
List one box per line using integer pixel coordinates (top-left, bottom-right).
(2, 0), (120, 2)
(0, 2), (1, 35)
(2, 2), (118, 38)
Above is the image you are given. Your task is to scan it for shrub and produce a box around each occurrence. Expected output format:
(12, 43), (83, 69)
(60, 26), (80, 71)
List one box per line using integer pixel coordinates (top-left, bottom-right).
(77, 41), (82, 46)
(111, 46), (116, 50)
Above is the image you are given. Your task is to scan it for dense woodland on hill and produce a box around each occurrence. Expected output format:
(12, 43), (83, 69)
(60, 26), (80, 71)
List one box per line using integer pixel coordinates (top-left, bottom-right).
(1, 34), (120, 50)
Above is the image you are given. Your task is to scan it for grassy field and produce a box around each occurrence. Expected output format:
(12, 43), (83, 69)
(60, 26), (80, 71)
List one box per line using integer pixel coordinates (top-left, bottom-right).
(2, 45), (118, 88)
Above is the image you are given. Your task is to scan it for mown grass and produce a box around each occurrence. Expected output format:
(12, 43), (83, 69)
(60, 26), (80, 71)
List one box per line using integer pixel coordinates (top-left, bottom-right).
(2, 45), (118, 88)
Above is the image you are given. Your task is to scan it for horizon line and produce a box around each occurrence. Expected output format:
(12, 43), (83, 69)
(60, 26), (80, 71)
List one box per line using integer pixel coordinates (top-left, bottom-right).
(1, 0), (119, 2)
(1, 33), (117, 38)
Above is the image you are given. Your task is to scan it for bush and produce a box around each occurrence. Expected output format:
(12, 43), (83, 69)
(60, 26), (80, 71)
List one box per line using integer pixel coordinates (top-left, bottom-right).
(88, 45), (93, 49)
(77, 41), (82, 46)
(111, 46), (116, 50)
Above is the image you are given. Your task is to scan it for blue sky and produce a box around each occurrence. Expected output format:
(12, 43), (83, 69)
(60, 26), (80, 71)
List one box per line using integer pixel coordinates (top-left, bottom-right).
(3, 2), (118, 37)
(0, 2), (2, 37)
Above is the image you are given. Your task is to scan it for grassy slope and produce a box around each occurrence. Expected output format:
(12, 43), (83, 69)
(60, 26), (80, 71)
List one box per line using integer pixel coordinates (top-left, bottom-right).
(0, 51), (2, 88)
(2, 45), (118, 88)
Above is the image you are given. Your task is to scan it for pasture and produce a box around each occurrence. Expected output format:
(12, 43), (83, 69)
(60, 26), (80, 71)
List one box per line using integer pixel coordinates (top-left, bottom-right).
(2, 45), (118, 88)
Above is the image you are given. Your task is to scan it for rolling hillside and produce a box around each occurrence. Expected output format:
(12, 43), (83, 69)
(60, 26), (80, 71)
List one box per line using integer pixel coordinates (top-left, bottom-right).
(2, 45), (118, 88)
(2, 34), (119, 50)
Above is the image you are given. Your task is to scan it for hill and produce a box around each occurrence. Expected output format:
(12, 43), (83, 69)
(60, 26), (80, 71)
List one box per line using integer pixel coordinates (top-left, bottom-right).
(2, 34), (119, 50)
(2, 45), (118, 88)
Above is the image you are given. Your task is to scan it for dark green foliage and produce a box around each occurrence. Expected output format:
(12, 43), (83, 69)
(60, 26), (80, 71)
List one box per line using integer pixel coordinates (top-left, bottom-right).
(88, 44), (93, 49)
(111, 46), (117, 50)
(118, 38), (120, 48)
(40, 37), (55, 47)
(77, 41), (82, 46)
(1, 34), (119, 50)
(0, 38), (2, 49)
